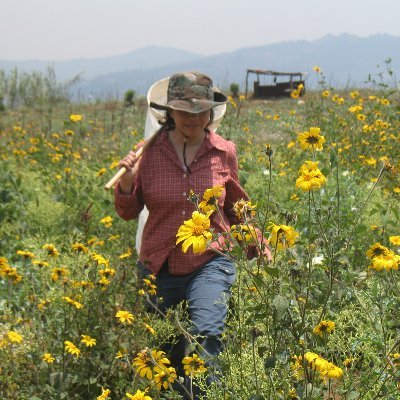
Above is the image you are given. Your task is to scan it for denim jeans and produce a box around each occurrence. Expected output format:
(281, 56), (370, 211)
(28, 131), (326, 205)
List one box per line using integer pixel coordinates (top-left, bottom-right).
(139, 255), (235, 391)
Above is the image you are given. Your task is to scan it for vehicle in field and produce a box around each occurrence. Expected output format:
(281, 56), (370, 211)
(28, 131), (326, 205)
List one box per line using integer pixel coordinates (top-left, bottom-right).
(245, 69), (306, 99)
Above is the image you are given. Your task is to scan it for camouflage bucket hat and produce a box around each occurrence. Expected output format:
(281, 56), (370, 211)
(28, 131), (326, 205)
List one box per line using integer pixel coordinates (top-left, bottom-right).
(149, 71), (228, 114)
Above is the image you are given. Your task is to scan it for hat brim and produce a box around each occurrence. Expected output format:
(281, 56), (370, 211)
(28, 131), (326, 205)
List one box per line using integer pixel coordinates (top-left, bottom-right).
(149, 83), (227, 114)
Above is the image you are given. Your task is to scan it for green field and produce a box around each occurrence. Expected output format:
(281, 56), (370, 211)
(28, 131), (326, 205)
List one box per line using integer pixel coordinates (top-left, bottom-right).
(1, 73), (400, 399)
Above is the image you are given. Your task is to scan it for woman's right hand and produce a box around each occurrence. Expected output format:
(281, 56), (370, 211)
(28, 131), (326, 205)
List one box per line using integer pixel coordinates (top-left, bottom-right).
(117, 151), (140, 193)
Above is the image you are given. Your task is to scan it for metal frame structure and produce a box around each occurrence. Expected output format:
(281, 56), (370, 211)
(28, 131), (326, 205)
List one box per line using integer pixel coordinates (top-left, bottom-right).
(245, 69), (306, 98)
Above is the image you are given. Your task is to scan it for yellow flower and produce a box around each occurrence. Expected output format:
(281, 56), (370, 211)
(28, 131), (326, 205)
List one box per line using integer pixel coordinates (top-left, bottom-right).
(99, 268), (116, 278)
(370, 253), (400, 271)
(350, 90), (359, 98)
(232, 199), (257, 220)
(176, 211), (213, 254)
(100, 216), (113, 228)
(133, 349), (154, 379)
(231, 224), (256, 242)
(38, 299), (50, 310)
(71, 242), (89, 253)
(268, 223), (299, 251)
(70, 114), (83, 123)
(115, 350), (125, 359)
(364, 157), (377, 166)
(133, 349), (171, 381)
(321, 90), (330, 98)
(97, 387), (111, 400)
(126, 389), (153, 400)
(16, 250), (35, 259)
(97, 168), (107, 176)
(297, 127), (326, 151)
(142, 278), (157, 296)
(91, 252), (109, 267)
(389, 236), (400, 246)
(313, 66), (322, 73)
(51, 267), (68, 282)
(42, 244), (60, 257)
(287, 140), (295, 149)
(32, 259), (50, 268)
(42, 353), (55, 364)
(296, 161), (326, 192)
(116, 310), (134, 324)
(63, 296), (83, 309)
(313, 320), (335, 337)
(182, 353), (207, 376)
(7, 330), (23, 343)
(144, 323), (156, 335)
(198, 185), (224, 213)
(366, 243), (390, 258)
(304, 352), (343, 380)
(290, 193), (300, 201)
(81, 335), (96, 347)
(154, 366), (177, 390)
(119, 248), (132, 259)
(64, 340), (80, 357)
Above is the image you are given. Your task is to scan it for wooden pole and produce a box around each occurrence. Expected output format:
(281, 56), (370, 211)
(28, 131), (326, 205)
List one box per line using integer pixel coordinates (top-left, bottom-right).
(104, 128), (161, 190)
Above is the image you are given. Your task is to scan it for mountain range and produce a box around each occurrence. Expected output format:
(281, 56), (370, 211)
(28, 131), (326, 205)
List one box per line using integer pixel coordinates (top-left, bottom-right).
(1, 34), (399, 99)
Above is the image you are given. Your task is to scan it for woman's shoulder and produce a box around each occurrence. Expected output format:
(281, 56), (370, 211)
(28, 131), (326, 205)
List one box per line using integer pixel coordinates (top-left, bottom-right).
(209, 131), (236, 154)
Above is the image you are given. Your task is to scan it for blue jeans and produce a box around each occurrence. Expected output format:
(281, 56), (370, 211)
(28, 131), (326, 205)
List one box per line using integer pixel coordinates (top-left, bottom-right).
(139, 255), (236, 382)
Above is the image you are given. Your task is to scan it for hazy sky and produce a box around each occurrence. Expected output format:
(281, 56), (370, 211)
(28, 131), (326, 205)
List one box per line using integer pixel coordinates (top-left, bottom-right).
(1, 0), (399, 60)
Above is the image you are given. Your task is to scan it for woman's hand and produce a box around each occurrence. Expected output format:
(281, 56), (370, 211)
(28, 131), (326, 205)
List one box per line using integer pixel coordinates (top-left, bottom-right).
(117, 151), (140, 193)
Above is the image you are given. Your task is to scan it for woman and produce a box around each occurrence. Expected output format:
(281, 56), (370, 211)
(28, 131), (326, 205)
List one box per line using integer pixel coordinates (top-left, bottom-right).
(115, 72), (253, 392)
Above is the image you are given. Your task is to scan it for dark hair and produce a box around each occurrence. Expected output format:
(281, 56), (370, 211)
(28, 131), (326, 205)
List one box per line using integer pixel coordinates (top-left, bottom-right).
(157, 109), (215, 133)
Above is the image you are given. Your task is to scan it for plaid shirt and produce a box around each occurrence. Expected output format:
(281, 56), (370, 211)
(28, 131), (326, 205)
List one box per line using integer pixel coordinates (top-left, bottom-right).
(114, 129), (249, 275)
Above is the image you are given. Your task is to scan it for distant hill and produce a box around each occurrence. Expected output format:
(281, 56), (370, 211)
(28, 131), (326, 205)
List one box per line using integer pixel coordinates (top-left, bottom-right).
(1, 34), (399, 99)
(0, 46), (203, 80)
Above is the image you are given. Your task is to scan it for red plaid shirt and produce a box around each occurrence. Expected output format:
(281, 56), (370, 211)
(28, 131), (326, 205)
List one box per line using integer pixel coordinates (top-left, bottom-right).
(114, 129), (249, 275)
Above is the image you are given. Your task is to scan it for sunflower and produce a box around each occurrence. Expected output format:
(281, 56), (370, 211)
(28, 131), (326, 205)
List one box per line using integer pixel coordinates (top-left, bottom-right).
(64, 340), (80, 357)
(176, 211), (213, 254)
(153, 366), (177, 390)
(198, 185), (223, 213)
(231, 224), (256, 242)
(313, 320), (335, 337)
(370, 253), (400, 271)
(389, 236), (400, 246)
(232, 199), (257, 220)
(71, 242), (89, 253)
(366, 243), (390, 258)
(297, 127), (326, 151)
(295, 162), (326, 192)
(126, 389), (153, 400)
(268, 223), (299, 251)
(42, 353), (55, 364)
(133, 349), (153, 379)
(42, 244), (60, 257)
(115, 310), (134, 324)
(182, 353), (207, 376)
(133, 349), (170, 381)
(81, 335), (97, 347)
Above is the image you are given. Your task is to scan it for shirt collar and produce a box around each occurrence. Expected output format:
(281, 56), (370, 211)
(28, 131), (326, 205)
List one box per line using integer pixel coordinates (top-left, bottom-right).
(155, 129), (228, 152)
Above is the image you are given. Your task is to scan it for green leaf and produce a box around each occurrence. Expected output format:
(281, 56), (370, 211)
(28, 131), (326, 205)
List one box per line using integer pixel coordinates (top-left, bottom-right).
(89, 377), (97, 385)
(265, 266), (279, 277)
(347, 391), (361, 399)
(273, 294), (289, 322)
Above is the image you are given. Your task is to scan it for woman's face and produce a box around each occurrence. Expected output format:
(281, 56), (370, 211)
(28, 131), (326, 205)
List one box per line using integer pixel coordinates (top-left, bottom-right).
(170, 109), (211, 141)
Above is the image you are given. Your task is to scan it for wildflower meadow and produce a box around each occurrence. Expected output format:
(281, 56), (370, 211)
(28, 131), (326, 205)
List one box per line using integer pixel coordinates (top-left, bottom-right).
(1, 67), (400, 399)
